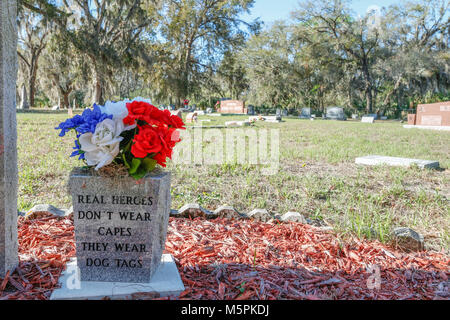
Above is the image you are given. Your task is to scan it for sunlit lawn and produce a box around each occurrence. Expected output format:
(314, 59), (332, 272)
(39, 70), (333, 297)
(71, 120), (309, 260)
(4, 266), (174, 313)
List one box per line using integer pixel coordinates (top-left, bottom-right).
(17, 111), (450, 251)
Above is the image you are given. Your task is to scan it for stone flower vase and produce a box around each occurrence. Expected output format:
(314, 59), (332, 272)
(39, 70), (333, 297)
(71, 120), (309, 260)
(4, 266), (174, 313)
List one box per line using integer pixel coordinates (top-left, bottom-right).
(68, 167), (171, 283)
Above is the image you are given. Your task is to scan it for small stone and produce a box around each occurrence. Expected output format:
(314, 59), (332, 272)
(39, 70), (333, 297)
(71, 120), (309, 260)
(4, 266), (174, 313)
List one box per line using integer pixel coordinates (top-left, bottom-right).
(306, 217), (329, 228)
(247, 209), (271, 222)
(213, 205), (246, 219)
(178, 203), (215, 218)
(392, 227), (424, 251)
(281, 212), (308, 224)
(25, 204), (67, 219)
(273, 214), (283, 221)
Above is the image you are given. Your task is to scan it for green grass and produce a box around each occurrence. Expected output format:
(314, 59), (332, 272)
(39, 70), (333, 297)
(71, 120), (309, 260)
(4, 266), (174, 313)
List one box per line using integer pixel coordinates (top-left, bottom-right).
(17, 112), (450, 251)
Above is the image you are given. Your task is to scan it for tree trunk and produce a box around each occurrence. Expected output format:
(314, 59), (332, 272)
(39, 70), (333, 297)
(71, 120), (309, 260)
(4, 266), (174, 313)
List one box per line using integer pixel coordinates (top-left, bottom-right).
(29, 61), (37, 108)
(61, 91), (70, 109)
(20, 84), (29, 109)
(92, 64), (105, 105)
(365, 87), (373, 113)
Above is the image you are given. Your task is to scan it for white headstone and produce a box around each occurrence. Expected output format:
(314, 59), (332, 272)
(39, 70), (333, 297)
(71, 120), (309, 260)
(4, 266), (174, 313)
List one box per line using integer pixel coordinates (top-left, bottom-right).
(355, 155), (439, 169)
(361, 116), (375, 123)
(0, 0), (19, 276)
(20, 84), (29, 109)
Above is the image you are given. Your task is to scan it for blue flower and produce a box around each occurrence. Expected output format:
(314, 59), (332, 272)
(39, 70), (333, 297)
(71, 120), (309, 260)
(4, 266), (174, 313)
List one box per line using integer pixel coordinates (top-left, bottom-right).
(55, 104), (113, 137)
(75, 104), (113, 135)
(55, 114), (84, 137)
(70, 138), (85, 160)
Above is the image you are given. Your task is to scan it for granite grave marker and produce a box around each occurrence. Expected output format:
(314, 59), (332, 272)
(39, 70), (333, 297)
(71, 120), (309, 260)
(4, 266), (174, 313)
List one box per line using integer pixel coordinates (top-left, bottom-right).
(68, 168), (172, 283)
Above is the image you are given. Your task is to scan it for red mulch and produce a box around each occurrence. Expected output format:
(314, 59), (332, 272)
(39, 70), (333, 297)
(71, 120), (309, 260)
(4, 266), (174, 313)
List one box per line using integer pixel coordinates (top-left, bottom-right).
(0, 214), (448, 300)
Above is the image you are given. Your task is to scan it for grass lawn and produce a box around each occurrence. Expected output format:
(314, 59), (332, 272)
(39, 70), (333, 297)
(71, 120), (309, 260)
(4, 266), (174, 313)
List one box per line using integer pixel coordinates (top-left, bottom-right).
(17, 111), (450, 251)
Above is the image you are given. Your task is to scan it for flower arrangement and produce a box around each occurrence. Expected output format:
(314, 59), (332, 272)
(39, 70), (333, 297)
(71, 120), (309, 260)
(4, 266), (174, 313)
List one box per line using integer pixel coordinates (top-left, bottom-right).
(56, 98), (185, 179)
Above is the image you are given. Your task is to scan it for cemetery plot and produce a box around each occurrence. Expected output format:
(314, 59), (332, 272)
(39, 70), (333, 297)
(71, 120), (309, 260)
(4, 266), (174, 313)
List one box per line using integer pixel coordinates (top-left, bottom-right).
(0, 213), (448, 300)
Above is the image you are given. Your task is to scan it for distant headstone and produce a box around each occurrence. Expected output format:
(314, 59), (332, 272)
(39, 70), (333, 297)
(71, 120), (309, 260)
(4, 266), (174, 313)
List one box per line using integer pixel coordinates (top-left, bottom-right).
(351, 114), (358, 119)
(219, 100), (246, 114)
(51, 105), (60, 110)
(367, 113), (378, 120)
(361, 116), (375, 123)
(299, 107), (311, 119)
(355, 155), (439, 169)
(282, 109), (288, 116)
(413, 102), (450, 127)
(0, 0), (19, 277)
(170, 110), (182, 119)
(276, 108), (281, 116)
(264, 116), (281, 123)
(206, 107), (213, 114)
(225, 121), (250, 127)
(247, 105), (255, 115)
(325, 107), (346, 120)
(20, 84), (29, 109)
(275, 109), (282, 121)
(186, 112), (198, 123)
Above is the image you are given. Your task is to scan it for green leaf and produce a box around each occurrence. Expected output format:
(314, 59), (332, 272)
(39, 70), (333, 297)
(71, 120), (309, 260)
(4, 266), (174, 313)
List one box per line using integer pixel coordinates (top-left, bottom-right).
(130, 166), (147, 180)
(129, 158), (141, 174)
(142, 157), (157, 172)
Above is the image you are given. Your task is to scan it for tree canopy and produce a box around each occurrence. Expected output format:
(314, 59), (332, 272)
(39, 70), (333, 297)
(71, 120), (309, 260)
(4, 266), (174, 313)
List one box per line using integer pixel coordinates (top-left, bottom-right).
(16, 0), (449, 115)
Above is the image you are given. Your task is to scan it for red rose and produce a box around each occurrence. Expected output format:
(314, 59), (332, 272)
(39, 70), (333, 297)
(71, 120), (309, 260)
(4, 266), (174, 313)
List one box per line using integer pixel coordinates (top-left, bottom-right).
(124, 101), (162, 126)
(166, 110), (186, 129)
(151, 126), (182, 167)
(124, 101), (186, 130)
(131, 125), (163, 158)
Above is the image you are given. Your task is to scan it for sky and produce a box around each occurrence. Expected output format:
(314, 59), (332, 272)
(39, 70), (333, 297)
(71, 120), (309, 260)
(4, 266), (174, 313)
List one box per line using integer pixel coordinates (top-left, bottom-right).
(241, 0), (401, 25)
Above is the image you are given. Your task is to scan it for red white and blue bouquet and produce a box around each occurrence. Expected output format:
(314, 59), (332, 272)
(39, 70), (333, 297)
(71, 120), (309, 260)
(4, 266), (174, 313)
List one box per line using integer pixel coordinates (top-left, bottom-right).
(56, 98), (185, 179)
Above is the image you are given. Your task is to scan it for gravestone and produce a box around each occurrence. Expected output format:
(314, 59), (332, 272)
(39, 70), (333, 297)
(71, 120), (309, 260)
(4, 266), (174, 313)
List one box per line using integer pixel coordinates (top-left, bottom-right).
(20, 84), (29, 109)
(299, 107), (311, 119)
(170, 110), (182, 119)
(219, 100), (247, 114)
(0, 0), (19, 277)
(355, 155), (439, 169)
(69, 170), (171, 283)
(325, 107), (346, 120)
(282, 109), (288, 116)
(415, 101), (450, 126)
(264, 115), (282, 123)
(186, 112), (198, 123)
(247, 105), (255, 115)
(361, 116), (375, 123)
(51, 169), (184, 299)
(275, 109), (282, 121)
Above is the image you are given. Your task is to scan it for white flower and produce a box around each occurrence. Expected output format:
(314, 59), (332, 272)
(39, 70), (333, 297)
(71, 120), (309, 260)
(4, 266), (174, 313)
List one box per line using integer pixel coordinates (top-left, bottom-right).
(79, 118), (124, 170)
(100, 97), (152, 131)
(100, 100), (129, 120)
